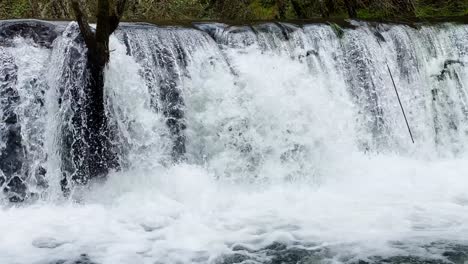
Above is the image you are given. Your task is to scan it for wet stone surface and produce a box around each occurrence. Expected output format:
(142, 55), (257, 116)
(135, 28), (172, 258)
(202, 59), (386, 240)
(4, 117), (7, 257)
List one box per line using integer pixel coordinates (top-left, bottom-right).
(0, 20), (61, 48)
(46, 254), (98, 264)
(217, 242), (468, 264)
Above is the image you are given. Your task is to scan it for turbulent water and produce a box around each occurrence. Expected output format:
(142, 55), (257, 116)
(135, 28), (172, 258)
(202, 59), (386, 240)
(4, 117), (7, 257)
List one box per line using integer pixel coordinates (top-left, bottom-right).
(0, 19), (468, 264)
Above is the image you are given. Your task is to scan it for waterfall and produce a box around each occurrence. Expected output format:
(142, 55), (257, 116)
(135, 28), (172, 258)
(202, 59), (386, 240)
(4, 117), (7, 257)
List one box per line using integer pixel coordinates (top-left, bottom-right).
(0, 19), (468, 264)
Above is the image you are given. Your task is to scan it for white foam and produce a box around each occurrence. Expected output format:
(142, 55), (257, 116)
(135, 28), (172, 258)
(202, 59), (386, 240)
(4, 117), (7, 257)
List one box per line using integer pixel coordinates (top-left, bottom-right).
(1, 22), (468, 263)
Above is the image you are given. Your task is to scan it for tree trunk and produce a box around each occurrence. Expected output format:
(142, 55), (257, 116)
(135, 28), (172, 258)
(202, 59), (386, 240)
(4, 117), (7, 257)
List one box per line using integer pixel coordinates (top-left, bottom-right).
(66, 0), (126, 189)
(29, 0), (39, 17)
(344, 0), (358, 18)
(393, 0), (416, 16)
(319, 0), (330, 18)
(318, 0), (338, 18)
(276, 0), (287, 19)
(291, 0), (306, 19)
(325, 0), (336, 16)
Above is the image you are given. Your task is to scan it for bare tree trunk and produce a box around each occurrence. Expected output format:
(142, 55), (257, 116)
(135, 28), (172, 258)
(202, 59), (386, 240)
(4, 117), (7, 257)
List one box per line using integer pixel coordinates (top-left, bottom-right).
(325, 0), (336, 16)
(72, 0), (126, 65)
(318, 0), (330, 17)
(318, 0), (337, 18)
(276, 0), (287, 19)
(65, 0), (126, 190)
(291, 0), (306, 19)
(344, 0), (358, 18)
(29, 0), (39, 17)
(394, 0), (416, 16)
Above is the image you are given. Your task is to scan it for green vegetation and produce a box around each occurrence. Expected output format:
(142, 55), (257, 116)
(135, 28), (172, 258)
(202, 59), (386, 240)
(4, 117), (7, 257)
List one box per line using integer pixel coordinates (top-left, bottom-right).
(0, 0), (32, 19)
(0, 0), (466, 21)
(415, 0), (467, 17)
(329, 22), (344, 38)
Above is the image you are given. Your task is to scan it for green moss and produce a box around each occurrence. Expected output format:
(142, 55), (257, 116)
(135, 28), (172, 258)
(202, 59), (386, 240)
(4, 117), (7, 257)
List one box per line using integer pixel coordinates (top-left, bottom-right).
(249, 0), (277, 19)
(0, 0), (26, 19)
(11, 0), (31, 18)
(415, 6), (466, 17)
(357, 8), (389, 19)
(328, 22), (344, 38)
(415, 0), (468, 17)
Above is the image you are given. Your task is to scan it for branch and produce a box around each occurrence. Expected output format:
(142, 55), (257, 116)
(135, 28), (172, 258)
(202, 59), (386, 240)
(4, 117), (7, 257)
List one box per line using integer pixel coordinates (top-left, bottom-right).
(291, 0), (306, 19)
(71, 0), (96, 48)
(109, 0), (127, 35)
(29, 0), (38, 17)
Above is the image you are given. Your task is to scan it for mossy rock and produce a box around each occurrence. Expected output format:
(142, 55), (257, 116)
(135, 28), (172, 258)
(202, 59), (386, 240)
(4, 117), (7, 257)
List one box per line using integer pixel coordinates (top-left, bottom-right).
(328, 22), (344, 38)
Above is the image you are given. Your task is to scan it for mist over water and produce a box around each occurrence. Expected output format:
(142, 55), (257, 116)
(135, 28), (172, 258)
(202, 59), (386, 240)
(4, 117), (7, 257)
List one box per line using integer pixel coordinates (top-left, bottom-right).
(0, 20), (468, 263)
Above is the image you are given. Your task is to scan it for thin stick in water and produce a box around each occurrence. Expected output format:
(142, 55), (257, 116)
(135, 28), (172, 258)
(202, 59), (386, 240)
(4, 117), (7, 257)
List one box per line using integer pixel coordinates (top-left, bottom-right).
(385, 63), (415, 144)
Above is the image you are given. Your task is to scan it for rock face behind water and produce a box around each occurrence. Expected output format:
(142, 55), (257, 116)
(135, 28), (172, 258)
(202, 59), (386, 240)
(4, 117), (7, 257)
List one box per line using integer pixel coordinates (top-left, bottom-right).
(0, 20), (60, 48)
(0, 47), (26, 202)
(0, 20), (60, 202)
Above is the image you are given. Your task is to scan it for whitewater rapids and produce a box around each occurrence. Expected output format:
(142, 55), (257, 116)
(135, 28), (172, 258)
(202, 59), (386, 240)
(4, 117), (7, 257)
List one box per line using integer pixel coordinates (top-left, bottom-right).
(0, 20), (468, 263)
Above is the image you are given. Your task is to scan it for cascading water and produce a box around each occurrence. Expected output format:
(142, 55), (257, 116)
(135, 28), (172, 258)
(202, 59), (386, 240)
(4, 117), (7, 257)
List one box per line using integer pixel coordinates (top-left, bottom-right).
(0, 19), (468, 264)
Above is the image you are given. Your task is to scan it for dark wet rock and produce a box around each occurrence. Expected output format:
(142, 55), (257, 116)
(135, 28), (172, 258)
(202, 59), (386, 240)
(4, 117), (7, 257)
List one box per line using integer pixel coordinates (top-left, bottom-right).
(357, 255), (452, 264)
(228, 26), (255, 35)
(232, 244), (255, 252)
(342, 31), (388, 150)
(4, 176), (27, 202)
(0, 47), (27, 202)
(275, 22), (300, 40)
(253, 23), (299, 42)
(217, 253), (251, 264)
(373, 31), (386, 43)
(0, 20), (61, 48)
(329, 22), (345, 38)
(198, 24), (257, 48)
(434, 59), (465, 81)
(72, 254), (99, 264)
(158, 46), (187, 161)
(298, 50), (318, 62)
(306, 50), (319, 57)
(219, 242), (330, 264)
(57, 24), (120, 193)
(151, 47), (187, 162)
(266, 246), (321, 264)
(263, 242), (288, 251)
(35, 166), (49, 188)
(442, 244), (468, 264)
(193, 23), (228, 41)
(117, 27), (188, 163)
(121, 32), (132, 56)
(0, 22), (51, 201)
(47, 254), (99, 264)
(218, 242), (468, 264)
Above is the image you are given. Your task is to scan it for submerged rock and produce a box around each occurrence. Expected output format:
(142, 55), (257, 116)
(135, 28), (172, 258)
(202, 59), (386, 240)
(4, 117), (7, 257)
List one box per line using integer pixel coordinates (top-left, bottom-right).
(46, 254), (99, 264)
(217, 242), (468, 264)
